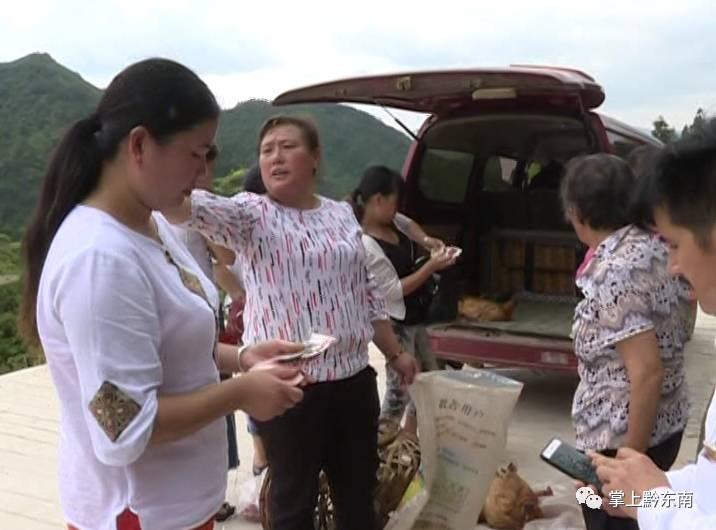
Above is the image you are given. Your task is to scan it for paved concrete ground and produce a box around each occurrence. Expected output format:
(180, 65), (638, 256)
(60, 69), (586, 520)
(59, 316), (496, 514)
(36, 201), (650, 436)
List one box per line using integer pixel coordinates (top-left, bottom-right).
(1, 311), (714, 529)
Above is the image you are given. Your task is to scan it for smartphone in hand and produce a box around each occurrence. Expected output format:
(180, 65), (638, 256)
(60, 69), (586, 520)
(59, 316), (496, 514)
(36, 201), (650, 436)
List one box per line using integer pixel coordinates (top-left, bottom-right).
(541, 437), (603, 492)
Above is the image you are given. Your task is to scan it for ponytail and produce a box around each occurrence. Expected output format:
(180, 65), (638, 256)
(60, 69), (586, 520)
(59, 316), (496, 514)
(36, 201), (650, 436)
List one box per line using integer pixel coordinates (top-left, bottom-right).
(349, 165), (404, 225)
(18, 115), (104, 345)
(349, 188), (366, 223)
(18, 57), (220, 346)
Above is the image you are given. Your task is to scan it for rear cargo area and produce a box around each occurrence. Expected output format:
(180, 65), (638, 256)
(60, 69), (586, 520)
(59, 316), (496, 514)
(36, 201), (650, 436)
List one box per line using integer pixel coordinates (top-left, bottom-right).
(426, 223), (583, 342)
(446, 296), (575, 340)
(408, 113), (590, 366)
(467, 228), (581, 340)
(424, 223), (582, 369)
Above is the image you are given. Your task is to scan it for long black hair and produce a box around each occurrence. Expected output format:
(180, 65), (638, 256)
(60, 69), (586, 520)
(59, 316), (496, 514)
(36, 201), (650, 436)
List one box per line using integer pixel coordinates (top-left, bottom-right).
(19, 58), (220, 345)
(349, 165), (404, 223)
(243, 165), (266, 194)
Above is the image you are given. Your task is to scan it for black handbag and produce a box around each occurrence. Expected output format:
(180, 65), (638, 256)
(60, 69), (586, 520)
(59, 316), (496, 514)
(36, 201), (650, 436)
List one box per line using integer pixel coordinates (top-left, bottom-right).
(410, 255), (439, 323)
(421, 258), (465, 325)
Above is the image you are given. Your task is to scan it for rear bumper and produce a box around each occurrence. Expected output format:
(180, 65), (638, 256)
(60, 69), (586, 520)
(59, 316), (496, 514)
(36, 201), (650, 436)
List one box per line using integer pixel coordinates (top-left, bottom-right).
(428, 325), (577, 372)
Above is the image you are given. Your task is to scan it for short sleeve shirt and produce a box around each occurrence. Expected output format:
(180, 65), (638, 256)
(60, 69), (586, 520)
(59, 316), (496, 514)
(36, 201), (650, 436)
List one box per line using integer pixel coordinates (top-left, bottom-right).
(572, 226), (694, 451)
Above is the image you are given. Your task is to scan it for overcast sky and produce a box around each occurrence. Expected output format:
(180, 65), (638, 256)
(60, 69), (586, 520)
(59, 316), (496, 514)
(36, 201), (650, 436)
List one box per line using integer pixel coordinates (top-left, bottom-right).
(3, 0), (714, 134)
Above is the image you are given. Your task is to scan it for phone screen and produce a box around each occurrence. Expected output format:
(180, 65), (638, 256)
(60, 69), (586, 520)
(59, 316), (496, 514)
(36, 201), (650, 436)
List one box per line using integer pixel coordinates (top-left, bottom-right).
(541, 438), (602, 489)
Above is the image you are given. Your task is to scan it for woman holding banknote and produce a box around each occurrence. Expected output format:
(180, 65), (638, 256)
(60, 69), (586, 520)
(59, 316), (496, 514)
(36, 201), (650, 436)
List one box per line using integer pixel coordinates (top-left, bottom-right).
(165, 115), (418, 530)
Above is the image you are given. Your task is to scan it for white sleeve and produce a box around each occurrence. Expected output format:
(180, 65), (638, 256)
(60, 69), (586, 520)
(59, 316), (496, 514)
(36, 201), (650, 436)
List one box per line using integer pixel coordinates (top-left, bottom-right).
(54, 250), (163, 467)
(365, 265), (390, 323)
(362, 234), (404, 310)
(637, 487), (716, 530)
(665, 463), (699, 493)
(393, 212), (413, 237)
(184, 190), (264, 252)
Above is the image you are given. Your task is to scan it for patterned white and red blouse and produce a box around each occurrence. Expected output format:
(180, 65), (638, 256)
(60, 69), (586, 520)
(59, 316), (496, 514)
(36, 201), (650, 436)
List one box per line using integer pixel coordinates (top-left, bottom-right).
(183, 190), (388, 382)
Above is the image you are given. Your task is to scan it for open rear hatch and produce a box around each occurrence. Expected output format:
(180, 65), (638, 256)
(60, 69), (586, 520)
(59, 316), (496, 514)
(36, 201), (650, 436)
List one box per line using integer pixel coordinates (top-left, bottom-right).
(274, 66), (595, 372)
(273, 65), (605, 114)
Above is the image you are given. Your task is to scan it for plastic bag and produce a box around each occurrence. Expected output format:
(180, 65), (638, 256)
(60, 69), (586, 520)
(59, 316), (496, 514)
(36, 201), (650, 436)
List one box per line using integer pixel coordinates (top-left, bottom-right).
(237, 468), (267, 522)
(386, 369), (523, 530)
(521, 483), (586, 530)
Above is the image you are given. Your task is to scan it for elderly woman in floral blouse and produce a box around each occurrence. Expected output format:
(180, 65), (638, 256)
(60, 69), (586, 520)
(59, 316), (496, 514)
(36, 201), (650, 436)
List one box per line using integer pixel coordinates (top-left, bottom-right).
(560, 154), (696, 530)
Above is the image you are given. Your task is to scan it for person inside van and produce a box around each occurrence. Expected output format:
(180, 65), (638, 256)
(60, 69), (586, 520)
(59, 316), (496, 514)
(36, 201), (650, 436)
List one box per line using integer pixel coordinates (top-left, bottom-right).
(527, 159), (563, 190)
(351, 165), (456, 435)
(560, 154), (695, 530)
(18, 58), (305, 530)
(590, 121), (716, 530)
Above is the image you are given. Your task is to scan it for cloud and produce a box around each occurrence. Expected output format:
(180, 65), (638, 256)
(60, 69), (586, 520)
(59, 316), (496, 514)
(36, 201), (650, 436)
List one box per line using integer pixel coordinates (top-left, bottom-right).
(2, 0), (714, 130)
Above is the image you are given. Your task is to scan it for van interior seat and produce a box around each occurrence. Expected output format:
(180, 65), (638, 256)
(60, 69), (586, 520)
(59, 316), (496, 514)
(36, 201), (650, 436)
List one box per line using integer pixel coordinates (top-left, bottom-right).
(478, 190), (530, 231)
(526, 190), (571, 231)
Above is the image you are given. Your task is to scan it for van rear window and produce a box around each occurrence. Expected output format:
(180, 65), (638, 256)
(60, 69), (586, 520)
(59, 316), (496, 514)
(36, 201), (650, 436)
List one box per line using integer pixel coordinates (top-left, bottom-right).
(483, 156), (520, 190)
(418, 148), (474, 203)
(606, 130), (642, 160)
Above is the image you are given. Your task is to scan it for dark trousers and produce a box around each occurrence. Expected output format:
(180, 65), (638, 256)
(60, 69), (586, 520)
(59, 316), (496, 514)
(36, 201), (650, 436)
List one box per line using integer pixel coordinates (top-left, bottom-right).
(226, 412), (239, 469)
(256, 366), (380, 530)
(581, 430), (684, 530)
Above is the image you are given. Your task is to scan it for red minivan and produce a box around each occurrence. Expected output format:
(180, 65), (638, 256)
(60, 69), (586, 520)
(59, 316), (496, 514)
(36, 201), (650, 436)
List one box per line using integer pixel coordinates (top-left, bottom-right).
(273, 66), (662, 372)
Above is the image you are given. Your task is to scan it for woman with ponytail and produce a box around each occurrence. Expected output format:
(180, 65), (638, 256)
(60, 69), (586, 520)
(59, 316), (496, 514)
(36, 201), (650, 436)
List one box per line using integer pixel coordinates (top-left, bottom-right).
(352, 165), (456, 435)
(20, 59), (304, 530)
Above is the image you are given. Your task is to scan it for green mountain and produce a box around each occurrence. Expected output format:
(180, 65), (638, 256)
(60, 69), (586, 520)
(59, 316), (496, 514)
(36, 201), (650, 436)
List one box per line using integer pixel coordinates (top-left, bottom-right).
(0, 54), (411, 238)
(0, 234), (24, 374)
(0, 53), (102, 238)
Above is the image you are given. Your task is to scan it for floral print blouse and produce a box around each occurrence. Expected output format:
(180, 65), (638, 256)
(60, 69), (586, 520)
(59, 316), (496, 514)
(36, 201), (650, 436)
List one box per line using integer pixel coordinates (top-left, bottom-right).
(572, 225), (695, 451)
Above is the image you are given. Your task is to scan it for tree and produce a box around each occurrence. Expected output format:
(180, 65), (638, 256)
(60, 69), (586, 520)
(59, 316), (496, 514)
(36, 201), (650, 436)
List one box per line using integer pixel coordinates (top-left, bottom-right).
(0, 236), (42, 373)
(682, 108), (710, 139)
(213, 168), (248, 197)
(651, 116), (677, 144)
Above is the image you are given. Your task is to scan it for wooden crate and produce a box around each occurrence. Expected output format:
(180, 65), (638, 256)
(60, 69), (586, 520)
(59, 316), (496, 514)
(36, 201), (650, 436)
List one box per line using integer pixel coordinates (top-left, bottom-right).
(533, 271), (576, 296)
(485, 230), (579, 297)
(534, 245), (576, 273)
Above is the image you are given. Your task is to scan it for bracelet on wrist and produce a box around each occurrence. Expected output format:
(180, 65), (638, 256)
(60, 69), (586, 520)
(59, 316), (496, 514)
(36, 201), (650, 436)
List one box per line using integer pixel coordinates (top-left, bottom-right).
(237, 344), (250, 373)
